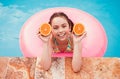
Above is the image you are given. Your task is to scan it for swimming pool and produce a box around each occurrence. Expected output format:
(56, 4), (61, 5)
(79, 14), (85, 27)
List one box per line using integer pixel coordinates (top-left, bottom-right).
(0, 0), (120, 57)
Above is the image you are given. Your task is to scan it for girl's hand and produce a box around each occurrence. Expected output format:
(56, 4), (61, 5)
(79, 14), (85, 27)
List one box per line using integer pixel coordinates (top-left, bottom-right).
(38, 33), (52, 43)
(72, 32), (87, 43)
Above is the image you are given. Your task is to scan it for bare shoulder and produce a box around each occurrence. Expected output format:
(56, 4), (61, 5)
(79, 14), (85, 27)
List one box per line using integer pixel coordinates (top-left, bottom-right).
(49, 36), (55, 48)
(69, 34), (74, 48)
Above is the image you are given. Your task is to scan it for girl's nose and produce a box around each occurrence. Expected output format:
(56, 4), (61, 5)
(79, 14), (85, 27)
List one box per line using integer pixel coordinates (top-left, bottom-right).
(58, 28), (63, 33)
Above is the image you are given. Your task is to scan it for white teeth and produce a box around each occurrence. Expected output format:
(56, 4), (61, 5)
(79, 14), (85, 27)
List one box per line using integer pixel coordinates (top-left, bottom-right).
(58, 33), (65, 37)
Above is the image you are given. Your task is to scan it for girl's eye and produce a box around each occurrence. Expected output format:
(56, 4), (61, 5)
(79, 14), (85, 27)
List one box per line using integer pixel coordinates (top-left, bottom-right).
(62, 25), (66, 28)
(53, 27), (58, 29)
(53, 26), (58, 29)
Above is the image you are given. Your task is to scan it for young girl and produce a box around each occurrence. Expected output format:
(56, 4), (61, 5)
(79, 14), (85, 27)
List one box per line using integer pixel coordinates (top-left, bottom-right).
(38, 12), (86, 72)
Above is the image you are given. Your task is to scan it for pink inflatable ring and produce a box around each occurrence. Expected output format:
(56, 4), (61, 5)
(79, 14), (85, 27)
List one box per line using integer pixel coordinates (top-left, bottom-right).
(19, 7), (107, 57)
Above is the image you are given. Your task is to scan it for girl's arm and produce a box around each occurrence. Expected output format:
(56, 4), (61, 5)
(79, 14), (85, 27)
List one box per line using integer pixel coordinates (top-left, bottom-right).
(38, 34), (52, 70)
(72, 32), (86, 72)
(40, 41), (52, 70)
(72, 41), (82, 72)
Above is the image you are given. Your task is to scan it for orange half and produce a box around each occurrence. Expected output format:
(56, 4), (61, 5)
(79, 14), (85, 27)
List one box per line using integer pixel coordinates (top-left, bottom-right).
(73, 23), (85, 35)
(39, 23), (51, 36)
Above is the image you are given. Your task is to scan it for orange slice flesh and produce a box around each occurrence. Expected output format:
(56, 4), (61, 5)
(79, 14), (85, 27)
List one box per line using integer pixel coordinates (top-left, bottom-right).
(73, 23), (85, 35)
(39, 23), (51, 36)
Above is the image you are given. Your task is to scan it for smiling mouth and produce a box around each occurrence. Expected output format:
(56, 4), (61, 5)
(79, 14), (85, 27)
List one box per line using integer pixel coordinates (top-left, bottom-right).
(58, 33), (66, 37)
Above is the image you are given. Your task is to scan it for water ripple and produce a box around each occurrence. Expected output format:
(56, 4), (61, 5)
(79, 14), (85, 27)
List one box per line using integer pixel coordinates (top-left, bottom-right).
(0, 32), (19, 41)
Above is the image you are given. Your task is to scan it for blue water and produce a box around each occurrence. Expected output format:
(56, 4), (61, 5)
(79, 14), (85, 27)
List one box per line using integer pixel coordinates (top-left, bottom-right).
(0, 0), (120, 57)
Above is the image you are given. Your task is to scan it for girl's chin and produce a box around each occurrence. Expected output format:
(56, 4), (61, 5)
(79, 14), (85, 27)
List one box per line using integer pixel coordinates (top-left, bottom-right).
(59, 38), (66, 41)
(58, 36), (67, 41)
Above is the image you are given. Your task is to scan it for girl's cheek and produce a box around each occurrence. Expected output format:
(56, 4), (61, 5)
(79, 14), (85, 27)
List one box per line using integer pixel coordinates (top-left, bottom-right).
(66, 30), (70, 34)
(52, 31), (57, 36)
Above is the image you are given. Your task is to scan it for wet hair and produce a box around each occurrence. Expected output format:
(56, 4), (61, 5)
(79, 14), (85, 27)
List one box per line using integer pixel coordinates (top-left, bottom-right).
(49, 12), (74, 32)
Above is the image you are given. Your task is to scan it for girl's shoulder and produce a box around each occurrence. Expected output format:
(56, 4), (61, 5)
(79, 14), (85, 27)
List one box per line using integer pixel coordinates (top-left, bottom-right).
(50, 36), (55, 48)
(68, 33), (73, 44)
(50, 36), (58, 49)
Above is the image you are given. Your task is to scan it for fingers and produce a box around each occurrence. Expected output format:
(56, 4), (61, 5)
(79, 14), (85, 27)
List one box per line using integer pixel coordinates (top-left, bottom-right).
(49, 33), (52, 38)
(80, 32), (86, 40)
(82, 31), (87, 38)
(38, 33), (44, 41)
(84, 31), (87, 35)
(37, 33), (52, 42)
(72, 33), (77, 38)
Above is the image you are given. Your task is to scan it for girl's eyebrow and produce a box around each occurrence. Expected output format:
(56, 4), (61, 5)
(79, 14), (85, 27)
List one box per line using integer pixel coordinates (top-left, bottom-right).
(53, 25), (59, 27)
(53, 25), (59, 28)
(61, 23), (67, 26)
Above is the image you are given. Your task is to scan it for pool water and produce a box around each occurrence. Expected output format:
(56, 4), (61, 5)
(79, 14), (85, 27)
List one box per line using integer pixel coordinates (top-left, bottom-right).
(0, 0), (120, 57)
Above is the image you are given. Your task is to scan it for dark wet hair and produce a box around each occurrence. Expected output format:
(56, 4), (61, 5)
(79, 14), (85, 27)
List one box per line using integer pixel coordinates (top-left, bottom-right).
(49, 12), (74, 32)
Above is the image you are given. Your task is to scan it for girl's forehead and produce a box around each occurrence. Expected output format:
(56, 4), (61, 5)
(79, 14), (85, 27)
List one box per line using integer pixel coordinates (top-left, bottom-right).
(52, 17), (68, 24)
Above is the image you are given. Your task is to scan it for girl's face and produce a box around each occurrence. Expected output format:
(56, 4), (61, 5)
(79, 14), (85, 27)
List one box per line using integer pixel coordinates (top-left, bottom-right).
(51, 17), (71, 41)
